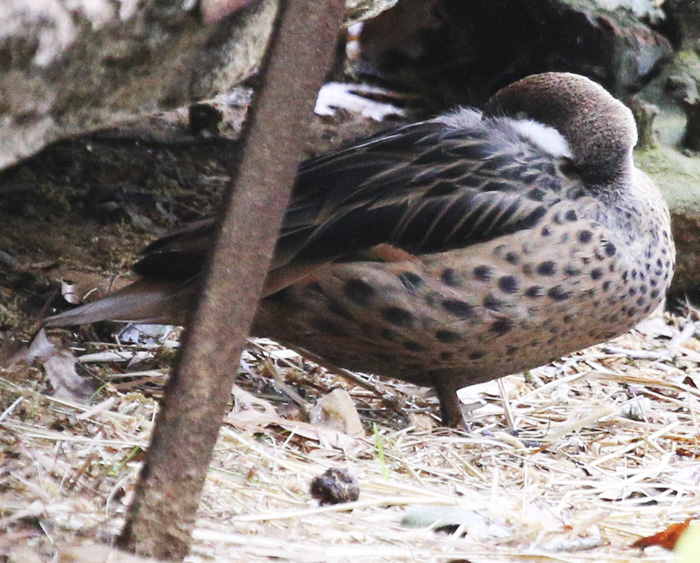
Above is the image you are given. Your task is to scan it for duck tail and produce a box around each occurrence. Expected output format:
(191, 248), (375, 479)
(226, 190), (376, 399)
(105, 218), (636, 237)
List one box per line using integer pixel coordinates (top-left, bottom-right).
(44, 279), (191, 327)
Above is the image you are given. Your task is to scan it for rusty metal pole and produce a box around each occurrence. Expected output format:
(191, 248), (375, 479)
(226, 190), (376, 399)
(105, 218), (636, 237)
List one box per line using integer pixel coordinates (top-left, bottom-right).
(116, 1), (345, 560)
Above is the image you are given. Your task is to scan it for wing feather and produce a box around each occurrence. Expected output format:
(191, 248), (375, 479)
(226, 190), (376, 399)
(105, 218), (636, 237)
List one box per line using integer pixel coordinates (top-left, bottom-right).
(134, 112), (574, 289)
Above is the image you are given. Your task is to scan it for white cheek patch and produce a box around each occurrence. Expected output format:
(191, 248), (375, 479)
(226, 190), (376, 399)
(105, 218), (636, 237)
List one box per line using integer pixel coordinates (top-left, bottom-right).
(509, 118), (572, 158)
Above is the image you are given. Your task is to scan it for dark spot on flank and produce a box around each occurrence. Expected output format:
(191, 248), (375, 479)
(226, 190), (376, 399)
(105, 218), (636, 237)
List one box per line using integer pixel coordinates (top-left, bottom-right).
(441, 268), (461, 287)
(473, 265), (492, 281)
(435, 330), (461, 343)
(650, 288), (660, 299)
(636, 297), (646, 307)
(440, 351), (454, 361)
(622, 271), (629, 283)
(643, 305), (652, 313)
(506, 346), (519, 355)
(483, 294), (505, 311)
(498, 275), (519, 293)
(547, 286), (572, 301)
(525, 285), (543, 298)
(310, 318), (347, 337)
(381, 307), (414, 328)
(442, 299), (474, 318)
(469, 351), (486, 360)
(628, 287), (637, 296)
(537, 261), (556, 276)
(565, 210), (578, 222)
(344, 278), (375, 306)
(403, 340), (425, 352)
(491, 318), (514, 336)
(564, 265), (581, 276)
(605, 242), (616, 256)
(602, 281), (612, 292)
(626, 307), (637, 317)
(591, 268), (603, 280)
(577, 229), (593, 243)
(563, 314), (574, 324)
(398, 271), (424, 293)
(505, 251), (520, 265)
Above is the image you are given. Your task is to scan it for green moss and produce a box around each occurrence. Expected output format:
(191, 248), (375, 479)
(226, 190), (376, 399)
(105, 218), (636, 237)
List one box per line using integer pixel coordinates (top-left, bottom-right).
(635, 146), (700, 209)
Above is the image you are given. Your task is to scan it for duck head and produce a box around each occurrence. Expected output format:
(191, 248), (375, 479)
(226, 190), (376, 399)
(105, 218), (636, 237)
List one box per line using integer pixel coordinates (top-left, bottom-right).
(485, 72), (637, 188)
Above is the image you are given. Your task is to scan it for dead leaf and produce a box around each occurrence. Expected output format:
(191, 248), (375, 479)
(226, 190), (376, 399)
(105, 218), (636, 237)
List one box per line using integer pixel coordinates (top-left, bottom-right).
(631, 518), (692, 550)
(27, 330), (95, 403)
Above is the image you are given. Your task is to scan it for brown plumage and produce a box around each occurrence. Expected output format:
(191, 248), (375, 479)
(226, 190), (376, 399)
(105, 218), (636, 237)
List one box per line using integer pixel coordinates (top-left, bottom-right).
(46, 73), (675, 427)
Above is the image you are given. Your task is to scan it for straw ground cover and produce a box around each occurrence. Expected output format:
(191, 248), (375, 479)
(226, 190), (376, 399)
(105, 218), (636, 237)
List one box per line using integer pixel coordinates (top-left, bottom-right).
(1, 304), (699, 561)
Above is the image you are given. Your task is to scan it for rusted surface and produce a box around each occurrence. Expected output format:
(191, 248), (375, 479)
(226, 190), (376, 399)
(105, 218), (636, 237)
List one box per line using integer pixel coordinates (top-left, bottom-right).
(116, 1), (345, 560)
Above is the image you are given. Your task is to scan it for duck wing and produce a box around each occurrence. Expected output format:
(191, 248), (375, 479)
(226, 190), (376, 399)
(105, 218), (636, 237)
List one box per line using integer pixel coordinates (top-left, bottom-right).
(134, 112), (572, 294)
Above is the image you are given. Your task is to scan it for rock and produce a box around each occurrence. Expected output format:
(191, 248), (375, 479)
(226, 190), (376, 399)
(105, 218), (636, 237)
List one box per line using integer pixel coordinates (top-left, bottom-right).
(359, 0), (672, 109)
(307, 388), (364, 435)
(628, 95), (659, 150)
(401, 505), (510, 538)
(0, 0), (399, 172)
(0, 0), (277, 171)
(664, 0), (700, 51)
(636, 147), (700, 294)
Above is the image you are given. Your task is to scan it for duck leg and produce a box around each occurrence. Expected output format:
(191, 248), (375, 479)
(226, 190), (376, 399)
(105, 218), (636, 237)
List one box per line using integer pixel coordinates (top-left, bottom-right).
(429, 372), (467, 428)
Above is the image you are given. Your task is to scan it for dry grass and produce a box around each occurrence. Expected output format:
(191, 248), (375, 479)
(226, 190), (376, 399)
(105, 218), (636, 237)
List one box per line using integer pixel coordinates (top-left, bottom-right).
(1, 307), (699, 562)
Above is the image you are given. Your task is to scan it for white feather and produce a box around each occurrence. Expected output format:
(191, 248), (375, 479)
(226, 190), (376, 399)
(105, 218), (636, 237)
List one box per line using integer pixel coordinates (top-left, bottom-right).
(508, 118), (572, 158)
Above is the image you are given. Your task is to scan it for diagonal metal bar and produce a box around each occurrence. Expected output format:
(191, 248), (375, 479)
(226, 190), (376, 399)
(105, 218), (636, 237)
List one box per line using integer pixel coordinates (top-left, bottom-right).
(116, 1), (345, 560)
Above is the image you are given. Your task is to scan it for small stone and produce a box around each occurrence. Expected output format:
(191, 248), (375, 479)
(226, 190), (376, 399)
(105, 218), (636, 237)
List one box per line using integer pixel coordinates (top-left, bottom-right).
(307, 388), (363, 436)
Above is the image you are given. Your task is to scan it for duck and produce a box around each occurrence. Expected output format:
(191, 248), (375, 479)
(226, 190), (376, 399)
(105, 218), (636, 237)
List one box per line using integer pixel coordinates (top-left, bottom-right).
(45, 72), (675, 427)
